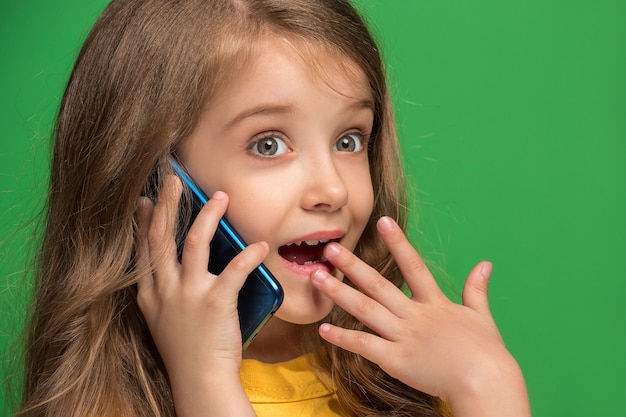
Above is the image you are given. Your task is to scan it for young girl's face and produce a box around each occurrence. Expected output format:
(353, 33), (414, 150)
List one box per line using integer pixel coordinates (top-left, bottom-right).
(179, 37), (374, 325)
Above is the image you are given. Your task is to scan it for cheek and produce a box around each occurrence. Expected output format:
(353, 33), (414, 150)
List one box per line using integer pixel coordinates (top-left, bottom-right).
(341, 176), (374, 251)
(353, 173), (375, 223)
(219, 181), (284, 243)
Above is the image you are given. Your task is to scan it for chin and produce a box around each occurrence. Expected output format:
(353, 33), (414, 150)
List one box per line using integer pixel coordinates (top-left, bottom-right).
(273, 296), (335, 325)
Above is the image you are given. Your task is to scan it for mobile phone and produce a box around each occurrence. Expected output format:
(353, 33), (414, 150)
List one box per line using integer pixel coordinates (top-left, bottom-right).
(168, 157), (284, 350)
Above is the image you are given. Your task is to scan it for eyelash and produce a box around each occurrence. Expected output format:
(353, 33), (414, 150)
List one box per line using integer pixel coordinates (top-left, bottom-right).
(334, 130), (370, 153)
(247, 130), (371, 158)
(247, 131), (290, 158)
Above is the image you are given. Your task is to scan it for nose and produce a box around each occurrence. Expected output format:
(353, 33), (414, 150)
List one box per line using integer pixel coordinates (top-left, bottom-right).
(300, 157), (349, 212)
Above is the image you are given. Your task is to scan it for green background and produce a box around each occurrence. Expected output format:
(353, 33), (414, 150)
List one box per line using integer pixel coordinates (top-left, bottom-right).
(1, 1), (624, 415)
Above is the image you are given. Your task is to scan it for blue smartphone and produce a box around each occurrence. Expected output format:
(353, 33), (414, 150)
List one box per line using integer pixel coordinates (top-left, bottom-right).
(168, 157), (284, 350)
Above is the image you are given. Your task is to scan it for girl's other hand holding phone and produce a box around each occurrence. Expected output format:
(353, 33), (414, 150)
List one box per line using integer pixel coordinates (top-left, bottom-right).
(311, 216), (531, 417)
(135, 176), (264, 417)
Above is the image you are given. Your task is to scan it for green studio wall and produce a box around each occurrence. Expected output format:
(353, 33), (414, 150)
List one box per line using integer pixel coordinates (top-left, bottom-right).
(1, 1), (624, 416)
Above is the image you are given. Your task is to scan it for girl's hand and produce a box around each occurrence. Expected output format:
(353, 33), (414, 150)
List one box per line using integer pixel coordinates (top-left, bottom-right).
(311, 216), (531, 417)
(135, 176), (264, 417)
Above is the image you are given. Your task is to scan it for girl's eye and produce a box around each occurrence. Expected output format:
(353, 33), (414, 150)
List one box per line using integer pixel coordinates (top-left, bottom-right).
(334, 133), (365, 153)
(250, 135), (289, 157)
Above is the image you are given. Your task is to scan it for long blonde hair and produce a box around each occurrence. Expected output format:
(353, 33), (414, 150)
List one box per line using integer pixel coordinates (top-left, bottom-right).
(19, 1), (446, 416)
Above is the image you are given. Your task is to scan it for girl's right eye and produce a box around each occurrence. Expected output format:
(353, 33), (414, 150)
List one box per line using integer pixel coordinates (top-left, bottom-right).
(249, 134), (289, 157)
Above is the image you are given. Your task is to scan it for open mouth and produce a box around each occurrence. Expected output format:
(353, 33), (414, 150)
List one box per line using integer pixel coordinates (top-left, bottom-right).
(278, 239), (338, 265)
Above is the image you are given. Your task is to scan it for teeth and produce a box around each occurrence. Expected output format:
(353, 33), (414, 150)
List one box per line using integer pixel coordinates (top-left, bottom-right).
(288, 239), (332, 247)
(298, 239), (330, 246)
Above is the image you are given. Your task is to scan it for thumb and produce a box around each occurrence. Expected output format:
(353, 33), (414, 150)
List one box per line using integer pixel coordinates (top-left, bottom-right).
(462, 261), (493, 317)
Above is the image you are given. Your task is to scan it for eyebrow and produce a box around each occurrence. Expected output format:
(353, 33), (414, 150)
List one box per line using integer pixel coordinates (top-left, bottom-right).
(351, 98), (375, 112)
(224, 98), (375, 130)
(224, 104), (296, 130)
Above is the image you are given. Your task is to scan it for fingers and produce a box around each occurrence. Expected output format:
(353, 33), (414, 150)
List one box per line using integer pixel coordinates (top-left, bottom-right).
(462, 261), (493, 317)
(318, 322), (394, 362)
(311, 268), (401, 339)
(376, 216), (443, 302)
(218, 241), (270, 294)
(179, 188), (269, 291)
(320, 242), (409, 319)
(149, 175), (184, 283)
(136, 196), (155, 305)
(180, 191), (227, 279)
(135, 175), (269, 298)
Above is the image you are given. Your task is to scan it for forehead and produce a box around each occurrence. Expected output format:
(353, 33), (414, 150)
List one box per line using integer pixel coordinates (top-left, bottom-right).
(277, 36), (372, 99)
(217, 33), (373, 105)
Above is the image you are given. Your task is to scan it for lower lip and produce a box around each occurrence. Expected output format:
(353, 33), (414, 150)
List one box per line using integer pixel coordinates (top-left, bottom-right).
(279, 257), (334, 277)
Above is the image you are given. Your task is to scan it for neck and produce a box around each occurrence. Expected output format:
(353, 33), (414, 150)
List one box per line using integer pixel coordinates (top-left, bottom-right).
(242, 318), (317, 363)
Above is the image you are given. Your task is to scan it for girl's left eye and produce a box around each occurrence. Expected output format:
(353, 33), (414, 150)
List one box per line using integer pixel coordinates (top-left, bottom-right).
(250, 135), (289, 157)
(333, 133), (365, 153)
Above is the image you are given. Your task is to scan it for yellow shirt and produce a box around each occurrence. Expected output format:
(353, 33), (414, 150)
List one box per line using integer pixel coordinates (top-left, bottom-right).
(240, 355), (343, 417)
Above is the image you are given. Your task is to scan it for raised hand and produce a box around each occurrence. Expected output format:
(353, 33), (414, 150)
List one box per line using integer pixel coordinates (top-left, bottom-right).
(311, 216), (531, 417)
(135, 176), (263, 417)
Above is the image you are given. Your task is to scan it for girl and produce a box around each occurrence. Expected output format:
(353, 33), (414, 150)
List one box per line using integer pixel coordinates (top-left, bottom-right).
(18, 0), (530, 416)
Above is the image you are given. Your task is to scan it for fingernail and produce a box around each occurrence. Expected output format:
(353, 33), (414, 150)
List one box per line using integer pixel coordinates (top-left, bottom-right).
(212, 191), (226, 200)
(480, 261), (493, 278)
(378, 216), (394, 231)
(319, 323), (331, 334)
(324, 242), (341, 258)
(311, 269), (327, 283)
